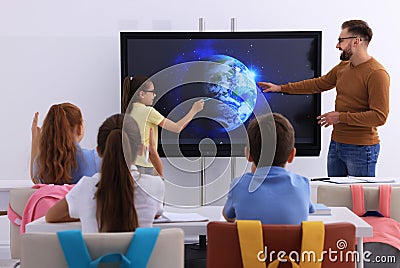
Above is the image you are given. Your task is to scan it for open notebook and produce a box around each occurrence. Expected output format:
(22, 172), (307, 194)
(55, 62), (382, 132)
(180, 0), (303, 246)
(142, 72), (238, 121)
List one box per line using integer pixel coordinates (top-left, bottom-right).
(154, 212), (209, 223)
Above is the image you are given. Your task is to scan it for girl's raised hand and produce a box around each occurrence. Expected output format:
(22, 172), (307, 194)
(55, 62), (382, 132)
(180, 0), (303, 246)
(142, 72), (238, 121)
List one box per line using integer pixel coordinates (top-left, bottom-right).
(31, 112), (41, 144)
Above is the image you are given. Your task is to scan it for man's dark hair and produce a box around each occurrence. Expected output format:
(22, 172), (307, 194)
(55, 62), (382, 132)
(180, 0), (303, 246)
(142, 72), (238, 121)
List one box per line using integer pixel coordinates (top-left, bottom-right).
(342, 20), (373, 43)
(247, 113), (295, 167)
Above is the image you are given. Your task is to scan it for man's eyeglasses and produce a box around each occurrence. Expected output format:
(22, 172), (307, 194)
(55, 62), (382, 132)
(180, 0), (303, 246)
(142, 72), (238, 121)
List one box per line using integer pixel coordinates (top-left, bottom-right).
(142, 90), (156, 96)
(338, 36), (359, 43)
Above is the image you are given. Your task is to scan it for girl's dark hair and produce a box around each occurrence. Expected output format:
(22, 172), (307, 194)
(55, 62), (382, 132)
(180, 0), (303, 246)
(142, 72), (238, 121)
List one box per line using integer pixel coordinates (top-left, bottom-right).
(121, 76), (152, 113)
(36, 103), (82, 184)
(95, 114), (141, 232)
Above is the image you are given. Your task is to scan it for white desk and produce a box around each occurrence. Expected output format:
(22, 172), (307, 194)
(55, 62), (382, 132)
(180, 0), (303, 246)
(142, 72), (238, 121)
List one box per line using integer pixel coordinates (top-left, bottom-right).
(0, 180), (33, 213)
(154, 206), (223, 243)
(26, 206), (371, 268)
(26, 206), (223, 244)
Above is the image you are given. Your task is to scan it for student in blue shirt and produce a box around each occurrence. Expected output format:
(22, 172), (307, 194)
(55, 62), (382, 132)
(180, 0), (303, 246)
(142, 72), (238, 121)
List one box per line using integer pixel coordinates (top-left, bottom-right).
(30, 103), (101, 184)
(223, 113), (315, 224)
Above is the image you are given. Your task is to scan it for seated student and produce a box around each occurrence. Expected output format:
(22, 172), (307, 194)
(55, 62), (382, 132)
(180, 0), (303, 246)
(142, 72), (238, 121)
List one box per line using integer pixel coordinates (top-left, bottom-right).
(30, 103), (101, 184)
(121, 76), (204, 175)
(223, 113), (315, 224)
(46, 114), (165, 232)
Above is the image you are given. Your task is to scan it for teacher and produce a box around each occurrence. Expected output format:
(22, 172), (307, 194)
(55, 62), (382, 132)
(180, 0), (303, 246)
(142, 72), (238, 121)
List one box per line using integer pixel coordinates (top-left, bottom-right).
(258, 19), (389, 177)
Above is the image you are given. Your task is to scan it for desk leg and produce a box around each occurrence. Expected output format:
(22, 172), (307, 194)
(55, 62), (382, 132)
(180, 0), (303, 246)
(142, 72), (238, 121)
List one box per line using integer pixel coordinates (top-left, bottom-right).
(357, 237), (363, 268)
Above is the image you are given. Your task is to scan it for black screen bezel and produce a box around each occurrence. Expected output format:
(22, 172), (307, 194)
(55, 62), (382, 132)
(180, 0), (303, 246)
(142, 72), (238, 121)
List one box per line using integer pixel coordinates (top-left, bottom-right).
(120, 31), (322, 157)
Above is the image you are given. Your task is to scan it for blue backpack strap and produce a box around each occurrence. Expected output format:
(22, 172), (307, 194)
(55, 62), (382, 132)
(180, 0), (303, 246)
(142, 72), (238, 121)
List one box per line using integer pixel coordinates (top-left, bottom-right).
(125, 228), (160, 268)
(57, 230), (92, 268)
(58, 228), (160, 268)
(90, 253), (131, 268)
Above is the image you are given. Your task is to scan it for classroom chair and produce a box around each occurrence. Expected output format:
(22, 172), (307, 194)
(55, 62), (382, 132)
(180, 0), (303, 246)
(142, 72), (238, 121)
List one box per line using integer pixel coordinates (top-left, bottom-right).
(19, 228), (184, 268)
(207, 221), (356, 268)
(317, 185), (400, 222)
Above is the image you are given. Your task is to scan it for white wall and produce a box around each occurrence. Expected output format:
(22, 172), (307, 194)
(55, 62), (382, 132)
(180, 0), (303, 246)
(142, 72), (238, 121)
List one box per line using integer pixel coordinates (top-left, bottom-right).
(1, 0), (399, 203)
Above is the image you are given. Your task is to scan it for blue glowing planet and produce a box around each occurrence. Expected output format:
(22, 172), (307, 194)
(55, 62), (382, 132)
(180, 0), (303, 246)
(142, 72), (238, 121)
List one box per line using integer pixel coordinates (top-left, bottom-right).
(202, 55), (257, 131)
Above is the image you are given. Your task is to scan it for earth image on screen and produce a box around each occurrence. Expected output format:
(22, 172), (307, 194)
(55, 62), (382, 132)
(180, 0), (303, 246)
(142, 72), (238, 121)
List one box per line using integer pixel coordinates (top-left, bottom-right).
(202, 55), (258, 131)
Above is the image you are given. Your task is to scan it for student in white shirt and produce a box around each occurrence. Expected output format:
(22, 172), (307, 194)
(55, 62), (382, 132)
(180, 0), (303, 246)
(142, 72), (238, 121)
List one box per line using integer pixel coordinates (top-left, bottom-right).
(46, 114), (164, 232)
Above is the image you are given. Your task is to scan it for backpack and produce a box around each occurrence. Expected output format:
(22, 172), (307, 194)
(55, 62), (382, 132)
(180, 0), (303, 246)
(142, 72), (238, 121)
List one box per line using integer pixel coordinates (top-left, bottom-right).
(8, 184), (74, 234)
(57, 228), (160, 268)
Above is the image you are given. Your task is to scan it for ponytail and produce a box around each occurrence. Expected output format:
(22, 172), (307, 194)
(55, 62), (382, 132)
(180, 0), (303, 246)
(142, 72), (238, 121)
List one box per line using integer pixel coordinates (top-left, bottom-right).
(95, 129), (138, 232)
(121, 76), (132, 113)
(121, 76), (152, 113)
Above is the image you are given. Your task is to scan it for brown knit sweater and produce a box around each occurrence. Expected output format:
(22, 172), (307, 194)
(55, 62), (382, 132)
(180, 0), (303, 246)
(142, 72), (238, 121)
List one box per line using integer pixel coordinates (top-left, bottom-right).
(281, 57), (389, 145)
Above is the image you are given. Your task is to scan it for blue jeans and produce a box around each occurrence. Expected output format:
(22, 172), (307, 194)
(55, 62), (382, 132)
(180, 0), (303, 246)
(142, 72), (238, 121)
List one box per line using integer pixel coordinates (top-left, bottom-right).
(327, 140), (380, 177)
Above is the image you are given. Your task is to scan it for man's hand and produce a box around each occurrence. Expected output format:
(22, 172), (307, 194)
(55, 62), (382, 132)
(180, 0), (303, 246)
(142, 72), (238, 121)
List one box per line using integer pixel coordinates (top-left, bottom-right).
(317, 111), (340, 127)
(257, 82), (282, 93)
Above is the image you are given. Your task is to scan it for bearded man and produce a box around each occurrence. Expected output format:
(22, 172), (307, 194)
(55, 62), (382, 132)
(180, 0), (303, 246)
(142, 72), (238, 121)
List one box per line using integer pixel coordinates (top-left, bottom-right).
(258, 20), (390, 177)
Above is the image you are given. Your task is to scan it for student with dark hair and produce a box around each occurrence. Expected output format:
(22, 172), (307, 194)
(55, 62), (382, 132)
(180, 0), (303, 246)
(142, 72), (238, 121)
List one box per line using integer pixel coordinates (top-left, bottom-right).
(46, 114), (164, 232)
(223, 113), (314, 224)
(258, 20), (389, 177)
(121, 76), (204, 175)
(30, 103), (100, 184)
